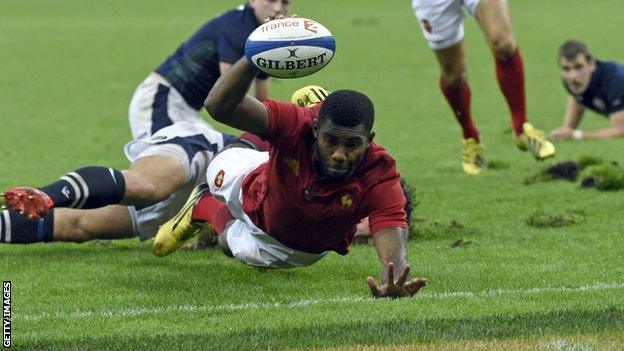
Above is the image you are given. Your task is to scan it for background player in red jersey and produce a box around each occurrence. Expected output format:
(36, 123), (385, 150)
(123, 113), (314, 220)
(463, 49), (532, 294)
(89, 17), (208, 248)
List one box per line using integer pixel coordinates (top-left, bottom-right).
(411, 0), (555, 174)
(154, 58), (428, 299)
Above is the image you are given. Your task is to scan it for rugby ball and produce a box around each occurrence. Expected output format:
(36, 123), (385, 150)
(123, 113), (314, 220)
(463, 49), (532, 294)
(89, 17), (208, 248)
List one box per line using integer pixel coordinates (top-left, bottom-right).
(245, 18), (336, 79)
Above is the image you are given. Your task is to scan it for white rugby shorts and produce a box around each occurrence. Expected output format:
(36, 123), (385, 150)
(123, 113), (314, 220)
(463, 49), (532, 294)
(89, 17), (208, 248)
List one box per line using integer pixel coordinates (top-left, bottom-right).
(124, 121), (228, 240)
(207, 147), (327, 268)
(412, 0), (481, 50)
(128, 72), (213, 140)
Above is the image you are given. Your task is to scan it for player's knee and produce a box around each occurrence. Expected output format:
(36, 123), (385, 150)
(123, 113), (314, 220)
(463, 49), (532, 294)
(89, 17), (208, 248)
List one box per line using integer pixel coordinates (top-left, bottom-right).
(442, 72), (466, 88)
(124, 173), (164, 203)
(489, 35), (516, 58)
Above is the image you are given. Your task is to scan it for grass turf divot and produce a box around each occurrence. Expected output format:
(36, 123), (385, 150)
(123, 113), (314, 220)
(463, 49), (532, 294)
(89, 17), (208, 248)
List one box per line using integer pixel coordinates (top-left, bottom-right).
(525, 209), (585, 228)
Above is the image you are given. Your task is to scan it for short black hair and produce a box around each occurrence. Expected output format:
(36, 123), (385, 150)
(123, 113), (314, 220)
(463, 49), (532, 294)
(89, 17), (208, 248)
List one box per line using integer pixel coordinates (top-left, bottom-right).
(558, 40), (592, 62)
(317, 90), (374, 132)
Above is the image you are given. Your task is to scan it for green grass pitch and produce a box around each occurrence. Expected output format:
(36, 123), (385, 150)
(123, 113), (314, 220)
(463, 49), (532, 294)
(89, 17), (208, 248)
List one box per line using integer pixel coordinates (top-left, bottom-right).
(1, 0), (623, 349)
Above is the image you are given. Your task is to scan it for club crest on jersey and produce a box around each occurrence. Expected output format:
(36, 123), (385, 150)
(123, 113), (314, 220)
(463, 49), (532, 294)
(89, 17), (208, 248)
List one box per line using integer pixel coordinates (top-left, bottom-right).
(340, 194), (353, 209)
(214, 170), (225, 188)
(592, 97), (606, 111)
(284, 157), (299, 176)
(422, 19), (432, 34)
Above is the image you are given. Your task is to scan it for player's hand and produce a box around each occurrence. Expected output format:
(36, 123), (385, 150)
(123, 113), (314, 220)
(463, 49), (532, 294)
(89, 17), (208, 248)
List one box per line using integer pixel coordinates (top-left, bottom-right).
(366, 262), (427, 299)
(549, 126), (574, 140)
(264, 14), (298, 23)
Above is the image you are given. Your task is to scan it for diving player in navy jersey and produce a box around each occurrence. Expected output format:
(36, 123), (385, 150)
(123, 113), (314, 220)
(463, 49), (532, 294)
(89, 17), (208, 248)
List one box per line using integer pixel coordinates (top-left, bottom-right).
(128, 0), (290, 140)
(550, 40), (624, 140)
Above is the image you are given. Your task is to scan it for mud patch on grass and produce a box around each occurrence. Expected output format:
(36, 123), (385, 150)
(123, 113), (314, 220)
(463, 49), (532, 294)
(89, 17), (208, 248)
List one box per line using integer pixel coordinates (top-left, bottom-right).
(413, 218), (480, 241)
(526, 209), (585, 228)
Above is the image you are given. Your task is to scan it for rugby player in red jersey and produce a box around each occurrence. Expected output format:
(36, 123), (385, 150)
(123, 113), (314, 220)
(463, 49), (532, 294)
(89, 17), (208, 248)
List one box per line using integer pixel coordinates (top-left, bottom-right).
(153, 59), (428, 298)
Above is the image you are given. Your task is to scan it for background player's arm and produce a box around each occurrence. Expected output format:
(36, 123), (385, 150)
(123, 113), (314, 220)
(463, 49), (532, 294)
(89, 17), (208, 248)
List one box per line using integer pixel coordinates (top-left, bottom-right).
(580, 110), (624, 139)
(206, 58), (269, 135)
(550, 96), (624, 139)
(550, 97), (585, 139)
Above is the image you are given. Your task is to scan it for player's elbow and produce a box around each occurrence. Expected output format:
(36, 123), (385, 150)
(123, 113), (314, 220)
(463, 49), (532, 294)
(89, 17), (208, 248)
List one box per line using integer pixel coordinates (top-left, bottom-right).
(204, 94), (220, 120)
(204, 94), (230, 123)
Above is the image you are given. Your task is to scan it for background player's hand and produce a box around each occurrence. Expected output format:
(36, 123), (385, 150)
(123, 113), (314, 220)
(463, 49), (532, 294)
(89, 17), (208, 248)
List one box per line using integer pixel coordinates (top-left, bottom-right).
(264, 13), (298, 22)
(549, 126), (574, 140)
(366, 262), (427, 298)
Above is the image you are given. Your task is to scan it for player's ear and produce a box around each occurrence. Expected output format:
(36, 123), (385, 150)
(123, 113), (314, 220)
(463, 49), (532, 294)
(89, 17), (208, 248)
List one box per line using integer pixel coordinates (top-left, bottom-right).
(368, 131), (375, 144)
(312, 119), (319, 138)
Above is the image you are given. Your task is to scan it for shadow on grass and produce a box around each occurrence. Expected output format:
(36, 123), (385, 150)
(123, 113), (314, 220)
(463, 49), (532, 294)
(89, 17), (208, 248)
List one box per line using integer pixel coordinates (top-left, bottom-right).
(20, 307), (624, 350)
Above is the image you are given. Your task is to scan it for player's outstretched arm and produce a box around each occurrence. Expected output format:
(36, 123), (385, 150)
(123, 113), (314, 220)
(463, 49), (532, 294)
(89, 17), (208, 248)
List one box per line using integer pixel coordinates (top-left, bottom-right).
(550, 97), (585, 140)
(205, 57), (270, 136)
(579, 110), (624, 139)
(366, 228), (427, 298)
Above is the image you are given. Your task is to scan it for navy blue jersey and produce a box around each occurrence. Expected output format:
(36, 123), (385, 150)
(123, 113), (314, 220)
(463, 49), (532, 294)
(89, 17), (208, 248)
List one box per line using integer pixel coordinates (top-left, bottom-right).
(565, 60), (624, 117)
(155, 4), (267, 110)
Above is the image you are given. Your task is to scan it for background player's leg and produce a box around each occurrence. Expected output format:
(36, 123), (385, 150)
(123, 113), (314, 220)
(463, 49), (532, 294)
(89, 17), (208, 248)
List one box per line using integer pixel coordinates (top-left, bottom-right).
(53, 206), (135, 242)
(475, 0), (525, 135)
(4, 155), (188, 220)
(121, 155), (187, 206)
(434, 41), (480, 141)
(475, 0), (554, 160)
(0, 206), (134, 244)
(3, 166), (127, 219)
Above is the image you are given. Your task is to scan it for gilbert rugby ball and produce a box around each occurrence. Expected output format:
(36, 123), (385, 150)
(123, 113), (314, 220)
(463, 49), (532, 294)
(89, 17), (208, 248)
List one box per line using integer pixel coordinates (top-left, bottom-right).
(245, 18), (336, 78)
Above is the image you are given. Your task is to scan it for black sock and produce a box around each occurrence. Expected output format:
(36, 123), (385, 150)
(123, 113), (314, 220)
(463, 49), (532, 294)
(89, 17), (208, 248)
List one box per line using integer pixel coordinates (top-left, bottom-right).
(0, 209), (54, 243)
(40, 166), (125, 209)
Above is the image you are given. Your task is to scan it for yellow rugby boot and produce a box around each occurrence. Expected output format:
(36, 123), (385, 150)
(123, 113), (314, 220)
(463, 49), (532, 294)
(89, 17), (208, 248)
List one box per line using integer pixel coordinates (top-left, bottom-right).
(462, 138), (487, 175)
(153, 183), (213, 257)
(515, 122), (556, 160)
(291, 85), (330, 107)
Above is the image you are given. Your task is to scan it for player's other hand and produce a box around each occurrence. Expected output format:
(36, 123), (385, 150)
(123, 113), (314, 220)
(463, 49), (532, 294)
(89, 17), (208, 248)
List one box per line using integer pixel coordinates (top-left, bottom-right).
(366, 262), (427, 299)
(549, 126), (574, 140)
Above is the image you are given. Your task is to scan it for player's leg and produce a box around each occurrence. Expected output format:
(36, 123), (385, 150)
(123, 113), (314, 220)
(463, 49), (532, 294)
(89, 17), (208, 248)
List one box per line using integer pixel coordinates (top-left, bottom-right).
(434, 42), (479, 142)
(0, 206), (134, 244)
(474, 0), (555, 159)
(2, 157), (187, 220)
(3, 166), (127, 220)
(3, 120), (225, 221)
(121, 156), (187, 206)
(153, 146), (268, 256)
(53, 206), (135, 242)
(434, 43), (487, 175)
(474, 0), (523, 132)
(412, 0), (486, 174)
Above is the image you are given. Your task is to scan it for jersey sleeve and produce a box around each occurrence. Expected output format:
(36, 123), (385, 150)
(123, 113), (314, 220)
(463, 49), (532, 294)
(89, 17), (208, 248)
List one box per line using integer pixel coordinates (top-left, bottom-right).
(217, 26), (243, 65)
(263, 100), (307, 144)
(605, 75), (624, 114)
(366, 178), (408, 234)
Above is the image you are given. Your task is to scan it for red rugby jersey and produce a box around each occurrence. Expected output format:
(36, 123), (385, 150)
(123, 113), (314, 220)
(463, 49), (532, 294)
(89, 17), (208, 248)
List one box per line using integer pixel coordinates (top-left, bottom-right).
(241, 100), (407, 255)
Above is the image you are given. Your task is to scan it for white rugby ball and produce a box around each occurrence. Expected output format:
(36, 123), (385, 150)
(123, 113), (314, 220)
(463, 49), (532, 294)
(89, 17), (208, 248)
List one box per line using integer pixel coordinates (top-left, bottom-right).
(245, 18), (336, 79)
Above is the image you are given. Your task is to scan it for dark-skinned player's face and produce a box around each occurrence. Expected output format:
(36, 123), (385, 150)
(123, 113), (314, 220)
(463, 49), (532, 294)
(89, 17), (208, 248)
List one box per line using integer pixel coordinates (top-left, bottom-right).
(313, 119), (373, 180)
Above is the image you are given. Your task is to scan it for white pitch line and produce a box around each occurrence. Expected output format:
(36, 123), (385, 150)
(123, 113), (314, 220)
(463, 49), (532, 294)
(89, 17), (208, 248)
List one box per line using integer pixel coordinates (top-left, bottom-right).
(15, 281), (624, 322)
